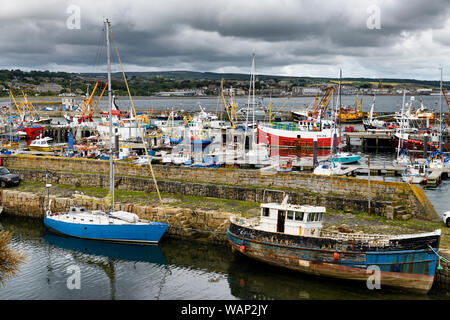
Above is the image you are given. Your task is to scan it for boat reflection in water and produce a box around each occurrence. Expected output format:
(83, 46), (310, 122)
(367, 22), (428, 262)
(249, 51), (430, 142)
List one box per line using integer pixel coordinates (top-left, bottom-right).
(226, 252), (441, 300)
(43, 231), (168, 265)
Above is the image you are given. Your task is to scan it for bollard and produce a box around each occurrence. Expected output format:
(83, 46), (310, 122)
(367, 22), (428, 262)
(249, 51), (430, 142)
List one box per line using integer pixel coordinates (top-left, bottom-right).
(313, 139), (318, 167)
(423, 136), (429, 158)
(333, 133), (338, 155)
(115, 132), (119, 155)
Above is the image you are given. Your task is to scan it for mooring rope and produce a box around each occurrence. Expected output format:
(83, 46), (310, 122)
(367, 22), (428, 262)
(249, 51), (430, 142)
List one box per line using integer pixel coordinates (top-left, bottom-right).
(428, 245), (449, 270)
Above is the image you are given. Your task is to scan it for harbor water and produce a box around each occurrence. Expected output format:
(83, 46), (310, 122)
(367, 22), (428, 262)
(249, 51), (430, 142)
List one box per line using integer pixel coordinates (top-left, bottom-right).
(0, 147), (449, 300)
(1, 94), (443, 114)
(0, 214), (448, 300)
(0, 96), (448, 300)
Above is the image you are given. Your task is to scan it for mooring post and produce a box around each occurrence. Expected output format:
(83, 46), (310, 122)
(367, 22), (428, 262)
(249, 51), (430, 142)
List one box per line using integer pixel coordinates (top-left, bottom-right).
(368, 157), (371, 216)
(115, 130), (119, 155)
(313, 138), (318, 167)
(423, 136), (429, 158)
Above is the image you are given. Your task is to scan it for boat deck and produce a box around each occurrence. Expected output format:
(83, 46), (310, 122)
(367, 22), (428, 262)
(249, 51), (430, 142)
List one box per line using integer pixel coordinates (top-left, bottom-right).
(47, 211), (152, 225)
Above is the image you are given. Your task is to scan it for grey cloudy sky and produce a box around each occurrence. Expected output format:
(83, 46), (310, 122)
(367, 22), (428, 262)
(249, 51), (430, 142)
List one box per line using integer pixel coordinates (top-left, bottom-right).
(2, 0), (450, 80)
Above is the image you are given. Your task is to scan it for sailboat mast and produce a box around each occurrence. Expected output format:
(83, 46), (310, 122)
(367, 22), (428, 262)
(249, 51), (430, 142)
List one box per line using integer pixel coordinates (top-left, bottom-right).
(252, 53), (256, 126)
(332, 88), (337, 156)
(338, 69), (342, 152)
(397, 90), (406, 157)
(105, 19), (115, 211)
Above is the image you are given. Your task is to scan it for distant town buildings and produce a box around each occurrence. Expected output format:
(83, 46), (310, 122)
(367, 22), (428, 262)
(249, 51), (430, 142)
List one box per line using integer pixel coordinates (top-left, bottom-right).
(35, 83), (63, 93)
(156, 89), (205, 97)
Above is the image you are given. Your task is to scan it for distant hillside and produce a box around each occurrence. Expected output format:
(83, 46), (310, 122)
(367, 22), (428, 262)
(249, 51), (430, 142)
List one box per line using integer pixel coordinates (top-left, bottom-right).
(82, 70), (448, 87)
(2, 68), (449, 97)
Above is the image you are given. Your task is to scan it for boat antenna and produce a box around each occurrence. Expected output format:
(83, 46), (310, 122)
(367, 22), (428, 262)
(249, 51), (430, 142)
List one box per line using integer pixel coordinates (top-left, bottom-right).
(111, 30), (163, 204)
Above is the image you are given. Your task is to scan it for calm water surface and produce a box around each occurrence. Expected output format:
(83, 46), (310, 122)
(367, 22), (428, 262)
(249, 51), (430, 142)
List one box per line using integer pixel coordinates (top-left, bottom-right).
(0, 212), (448, 300)
(96, 95), (445, 114)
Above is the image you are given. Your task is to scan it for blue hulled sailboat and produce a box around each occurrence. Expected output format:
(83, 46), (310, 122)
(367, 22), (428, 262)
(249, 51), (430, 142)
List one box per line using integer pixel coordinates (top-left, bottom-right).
(44, 19), (168, 244)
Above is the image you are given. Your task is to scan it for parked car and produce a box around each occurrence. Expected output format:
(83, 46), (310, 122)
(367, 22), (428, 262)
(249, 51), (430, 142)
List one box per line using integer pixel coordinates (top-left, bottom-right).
(0, 166), (21, 187)
(443, 211), (450, 228)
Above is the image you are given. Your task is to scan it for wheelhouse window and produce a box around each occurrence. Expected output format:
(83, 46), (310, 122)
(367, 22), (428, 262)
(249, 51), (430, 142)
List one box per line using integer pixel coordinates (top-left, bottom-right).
(295, 212), (304, 221)
(287, 211), (295, 220)
(306, 212), (324, 222)
(262, 207), (270, 217)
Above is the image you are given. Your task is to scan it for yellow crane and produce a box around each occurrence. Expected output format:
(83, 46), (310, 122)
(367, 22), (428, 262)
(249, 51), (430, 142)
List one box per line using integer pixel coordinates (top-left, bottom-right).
(81, 81), (99, 117)
(21, 90), (34, 118)
(442, 87), (450, 112)
(88, 82), (108, 117)
(268, 98), (289, 124)
(9, 89), (26, 119)
(313, 87), (334, 116)
(220, 79), (238, 128)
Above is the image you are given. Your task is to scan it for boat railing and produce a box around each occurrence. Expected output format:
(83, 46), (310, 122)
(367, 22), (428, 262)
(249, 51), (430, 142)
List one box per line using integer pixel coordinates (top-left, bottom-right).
(320, 230), (391, 244)
(230, 215), (259, 228)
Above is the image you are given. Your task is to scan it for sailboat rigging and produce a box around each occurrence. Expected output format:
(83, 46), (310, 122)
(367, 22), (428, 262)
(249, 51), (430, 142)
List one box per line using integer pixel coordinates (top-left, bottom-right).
(43, 19), (168, 244)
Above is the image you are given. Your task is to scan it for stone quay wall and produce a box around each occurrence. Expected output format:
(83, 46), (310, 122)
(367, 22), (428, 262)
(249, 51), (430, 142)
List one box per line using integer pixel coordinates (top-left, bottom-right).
(0, 189), (231, 244)
(1, 188), (448, 294)
(2, 154), (439, 220)
(433, 250), (450, 294)
(10, 167), (387, 216)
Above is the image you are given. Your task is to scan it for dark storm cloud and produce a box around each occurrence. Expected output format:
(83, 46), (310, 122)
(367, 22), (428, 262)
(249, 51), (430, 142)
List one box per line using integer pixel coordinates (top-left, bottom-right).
(1, 0), (450, 79)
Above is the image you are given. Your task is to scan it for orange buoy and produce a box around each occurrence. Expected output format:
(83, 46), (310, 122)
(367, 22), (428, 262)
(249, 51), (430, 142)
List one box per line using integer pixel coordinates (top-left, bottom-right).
(239, 245), (246, 252)
(333, 252), (340, 260)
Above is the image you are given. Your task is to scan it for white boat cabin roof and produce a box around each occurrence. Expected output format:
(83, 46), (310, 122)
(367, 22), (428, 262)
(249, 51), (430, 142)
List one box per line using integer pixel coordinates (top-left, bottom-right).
(256, 201), (326, 236)
(261, 202), (326, 213)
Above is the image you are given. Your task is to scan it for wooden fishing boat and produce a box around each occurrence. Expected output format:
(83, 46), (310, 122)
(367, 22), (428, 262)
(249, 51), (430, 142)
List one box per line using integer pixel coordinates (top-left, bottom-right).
(227, 197), (441, 294)
(401, 162), (428, 184)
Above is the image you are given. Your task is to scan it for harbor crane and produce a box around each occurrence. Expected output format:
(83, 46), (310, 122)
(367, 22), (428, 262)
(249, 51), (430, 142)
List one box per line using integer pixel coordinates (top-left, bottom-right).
(220, 79), (238, 128)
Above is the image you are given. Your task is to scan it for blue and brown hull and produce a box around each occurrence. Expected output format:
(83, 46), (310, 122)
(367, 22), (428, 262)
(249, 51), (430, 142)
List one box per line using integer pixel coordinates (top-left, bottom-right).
(44, 217), (168, 244)
(228, 222), (439, 294)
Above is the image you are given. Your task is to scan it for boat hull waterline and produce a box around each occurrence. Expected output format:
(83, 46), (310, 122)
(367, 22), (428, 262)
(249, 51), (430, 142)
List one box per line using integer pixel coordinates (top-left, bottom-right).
(257, 124), (339, 149)
(44, 217), (168, 244)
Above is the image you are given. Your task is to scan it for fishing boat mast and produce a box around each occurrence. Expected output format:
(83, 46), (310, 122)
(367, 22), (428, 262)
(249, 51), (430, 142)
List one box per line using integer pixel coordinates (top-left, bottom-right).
(105, 19), (115, 211)
(246, 53), (256, 126)
(397, 90), (406, 159)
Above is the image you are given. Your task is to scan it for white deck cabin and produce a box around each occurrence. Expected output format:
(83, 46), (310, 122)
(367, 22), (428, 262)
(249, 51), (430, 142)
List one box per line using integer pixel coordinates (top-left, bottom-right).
(258, 201), (326, 237)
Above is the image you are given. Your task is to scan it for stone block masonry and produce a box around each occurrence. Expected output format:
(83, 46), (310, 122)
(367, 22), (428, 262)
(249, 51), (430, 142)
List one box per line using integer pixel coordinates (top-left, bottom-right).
(2, 154), (440, 220)
(9, 168), (390, 217)
(0, 189), (231, 245)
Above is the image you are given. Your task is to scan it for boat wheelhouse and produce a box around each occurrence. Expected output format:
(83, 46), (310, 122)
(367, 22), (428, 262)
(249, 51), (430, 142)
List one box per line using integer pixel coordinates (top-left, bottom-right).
(227, 197), (441, 294)
(257, 201), (325, 236)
